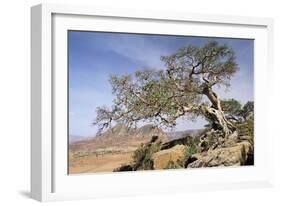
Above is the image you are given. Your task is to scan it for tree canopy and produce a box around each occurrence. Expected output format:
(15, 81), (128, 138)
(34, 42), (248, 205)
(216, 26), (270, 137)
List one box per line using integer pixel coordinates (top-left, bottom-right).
(220, 99), (254, 122)
(94, 40), (239, 136)
(221, 98), (242, 121)
(240, 101), (254, 120)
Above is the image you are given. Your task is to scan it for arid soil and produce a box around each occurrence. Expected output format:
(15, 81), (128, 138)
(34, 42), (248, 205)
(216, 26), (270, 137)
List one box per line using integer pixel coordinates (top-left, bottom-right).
(69, 150), (134, 174)
(68, 124), (167, 174)
(68, 125), (208, 174)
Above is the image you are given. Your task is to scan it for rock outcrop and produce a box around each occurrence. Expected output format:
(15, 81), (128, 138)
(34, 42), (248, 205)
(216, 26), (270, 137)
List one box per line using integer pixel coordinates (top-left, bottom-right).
(161, 136), (193, 150)
(113, 128), (254, 172)
(109, 121), (254, 172)
(187, 141), (253, 168)
(152, 145), (186, 169)
(70, 124), (168, 151)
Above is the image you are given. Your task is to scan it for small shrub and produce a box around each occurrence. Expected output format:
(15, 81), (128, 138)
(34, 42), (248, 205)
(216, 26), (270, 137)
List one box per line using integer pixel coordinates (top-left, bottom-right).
(178, 141), (199, 168)
(236, 116), (254, 145)
(205, 132), (218, 149)
(246, 117), (254, 145)
(187, 141), (199, 155)
(199, 130), (223, 151)
(132, 141), (161, 170)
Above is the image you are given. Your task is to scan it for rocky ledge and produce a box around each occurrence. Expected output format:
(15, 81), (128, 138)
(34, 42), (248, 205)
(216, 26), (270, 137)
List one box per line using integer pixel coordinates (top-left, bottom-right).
(187, 141), (253, 168)
(114, 126), (254, 172)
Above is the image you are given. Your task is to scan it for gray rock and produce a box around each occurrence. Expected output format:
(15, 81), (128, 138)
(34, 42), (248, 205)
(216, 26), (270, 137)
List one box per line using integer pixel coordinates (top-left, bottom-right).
(187, 141), (253, 168)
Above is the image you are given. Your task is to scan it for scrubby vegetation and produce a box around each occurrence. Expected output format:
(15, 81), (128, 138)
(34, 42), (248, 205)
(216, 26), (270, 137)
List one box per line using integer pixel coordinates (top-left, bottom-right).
(114, 136), (162, 171)
(179, 140), (200, 167)
(163, 140), (200, 169)
(236, 116), (254, 149)
(114, 109), (254, 171)
(131, 140), (162, 170)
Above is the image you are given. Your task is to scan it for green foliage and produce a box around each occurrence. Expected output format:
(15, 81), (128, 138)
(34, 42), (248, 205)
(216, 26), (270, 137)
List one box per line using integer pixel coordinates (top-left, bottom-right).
(132, 141), (161, 170)
(221, 98), (242, 116)
(94, 41), (239, 134)
(236, 115), (254, 146)
(186, 141), (199, 156)
(247, 118), (254, 138)
(247, 118), (254, 145)
(164, 139), (200, 169)
(220, 99), (254, 123)
(205, 133), (217, 148)
(240, 101), (254, 120)
(198, 130), (224, 151)
(177, 139), (200, 167)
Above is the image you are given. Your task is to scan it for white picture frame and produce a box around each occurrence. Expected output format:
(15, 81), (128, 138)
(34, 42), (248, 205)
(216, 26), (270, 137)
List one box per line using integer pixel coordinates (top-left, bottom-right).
(31, 3), (274, 202)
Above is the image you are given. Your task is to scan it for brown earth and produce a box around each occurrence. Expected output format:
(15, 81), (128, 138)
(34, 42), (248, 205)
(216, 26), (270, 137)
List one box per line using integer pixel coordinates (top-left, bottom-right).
(68, 124), (252, 174)
(69, 150), (134, 174)
(69, 124), (168, 174)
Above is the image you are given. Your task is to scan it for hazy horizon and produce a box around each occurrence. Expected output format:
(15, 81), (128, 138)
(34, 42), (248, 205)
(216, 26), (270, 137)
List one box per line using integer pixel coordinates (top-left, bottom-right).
(69, 124), (208, 139)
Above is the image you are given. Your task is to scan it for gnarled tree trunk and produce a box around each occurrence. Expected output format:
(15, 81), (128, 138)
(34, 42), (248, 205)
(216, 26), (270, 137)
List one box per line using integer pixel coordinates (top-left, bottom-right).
(202, 87), (236, 137)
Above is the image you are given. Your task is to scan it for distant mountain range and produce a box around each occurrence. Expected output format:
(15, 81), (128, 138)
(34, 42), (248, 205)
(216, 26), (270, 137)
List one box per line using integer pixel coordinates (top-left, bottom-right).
(166, 129), (206, 140)
(69, 124), (205, 151)
(69, 135), (91, 143)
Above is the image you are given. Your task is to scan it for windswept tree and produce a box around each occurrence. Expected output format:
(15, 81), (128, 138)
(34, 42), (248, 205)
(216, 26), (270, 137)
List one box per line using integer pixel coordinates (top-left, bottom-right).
(94, 41), (239, 137)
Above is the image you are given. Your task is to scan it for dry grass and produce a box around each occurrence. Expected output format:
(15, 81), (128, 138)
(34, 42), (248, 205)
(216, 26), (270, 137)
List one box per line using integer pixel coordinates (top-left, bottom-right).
(69, 150), (134, 174)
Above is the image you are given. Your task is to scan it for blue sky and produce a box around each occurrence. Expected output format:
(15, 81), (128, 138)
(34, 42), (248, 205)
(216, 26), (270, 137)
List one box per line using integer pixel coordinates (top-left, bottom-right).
(68, 31), (254, 137)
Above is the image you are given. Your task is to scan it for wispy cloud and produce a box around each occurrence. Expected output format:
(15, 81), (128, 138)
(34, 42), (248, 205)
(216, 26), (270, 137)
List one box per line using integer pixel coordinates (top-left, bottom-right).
(99, 34), (170, 69)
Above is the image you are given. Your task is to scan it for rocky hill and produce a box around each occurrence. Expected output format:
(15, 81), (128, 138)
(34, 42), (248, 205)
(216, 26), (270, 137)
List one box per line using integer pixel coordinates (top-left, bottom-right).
(69, 124), (169, 151)
(166, 129), (206, 140)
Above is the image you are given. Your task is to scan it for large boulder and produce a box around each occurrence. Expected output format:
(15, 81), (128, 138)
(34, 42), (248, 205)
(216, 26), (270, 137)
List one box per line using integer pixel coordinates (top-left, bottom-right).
(152, 145), (186, 169)
(187, 141), (253, 168)
(161, 136), (193, 150)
